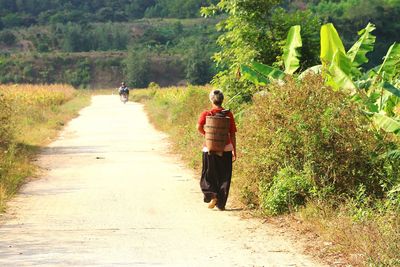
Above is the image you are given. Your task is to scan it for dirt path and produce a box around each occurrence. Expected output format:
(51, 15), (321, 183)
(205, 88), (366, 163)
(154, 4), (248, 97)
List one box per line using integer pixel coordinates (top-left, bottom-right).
(0, 96), (325, 266)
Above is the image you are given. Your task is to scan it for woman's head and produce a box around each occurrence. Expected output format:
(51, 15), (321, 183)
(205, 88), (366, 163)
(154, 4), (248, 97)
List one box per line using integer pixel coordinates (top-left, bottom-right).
(209, 89), (224, 106)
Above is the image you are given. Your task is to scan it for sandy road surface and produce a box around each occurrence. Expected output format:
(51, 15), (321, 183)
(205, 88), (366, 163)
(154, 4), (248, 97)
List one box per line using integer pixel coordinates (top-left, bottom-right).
(0, 96), (324, 267)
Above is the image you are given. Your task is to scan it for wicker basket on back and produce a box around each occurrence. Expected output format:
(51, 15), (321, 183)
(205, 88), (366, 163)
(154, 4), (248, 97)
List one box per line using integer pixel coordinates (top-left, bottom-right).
(205, 113), (230, 153)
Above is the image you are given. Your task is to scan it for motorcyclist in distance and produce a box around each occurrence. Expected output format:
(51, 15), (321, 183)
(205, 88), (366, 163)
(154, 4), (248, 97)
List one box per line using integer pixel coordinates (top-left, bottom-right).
(118, 82), (129, 96)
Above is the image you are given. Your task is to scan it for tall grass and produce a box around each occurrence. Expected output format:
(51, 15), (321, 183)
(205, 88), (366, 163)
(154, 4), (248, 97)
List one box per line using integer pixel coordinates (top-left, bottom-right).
(0, 84), (90, 210)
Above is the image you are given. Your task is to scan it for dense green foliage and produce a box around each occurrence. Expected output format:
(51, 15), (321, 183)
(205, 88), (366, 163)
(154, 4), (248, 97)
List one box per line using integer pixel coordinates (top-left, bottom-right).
(0, 0), (221, 87)
(202, 0), (321, 103)
(0, 19), (220, 87)
(204, 0), (400, 104)
(0, 54), (97, 87)
(10, 20), (219, 54)
(124, 46), (151, 88)
(260, 167), (315, 215)
(0, 0), (218, 28)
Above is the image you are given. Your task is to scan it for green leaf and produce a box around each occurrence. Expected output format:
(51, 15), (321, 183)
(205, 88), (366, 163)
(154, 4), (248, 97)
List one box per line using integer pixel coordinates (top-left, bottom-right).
(251, 62), (285, 80)
(373, 113), (400, 134)
(327, 51), (356, 92)
(347, 23), (376, 68)
(387, 149), (400, 160)
(283, 25), (302, 75)
(320, 23), (346, 65)
(382, 82), (400, 98)
(376, 43), (400, 82)
(240, 65), (269, 86)
(240, 61), (286, 86)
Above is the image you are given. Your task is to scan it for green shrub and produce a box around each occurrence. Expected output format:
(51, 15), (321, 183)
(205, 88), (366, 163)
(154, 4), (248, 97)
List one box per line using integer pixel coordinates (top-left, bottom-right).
(236, 75), (393, 209)
(0, 30), (16, 46)
(260, 167), (315, 215)
(64, 60), (91, 88)
(386, 183), (400, 211)
(124, 46), (151, 88)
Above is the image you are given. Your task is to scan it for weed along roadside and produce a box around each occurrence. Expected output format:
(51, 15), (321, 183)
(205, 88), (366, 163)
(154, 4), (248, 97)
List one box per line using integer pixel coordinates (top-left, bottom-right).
(0, 84), (90, 211)
(131, 82), (400, 266)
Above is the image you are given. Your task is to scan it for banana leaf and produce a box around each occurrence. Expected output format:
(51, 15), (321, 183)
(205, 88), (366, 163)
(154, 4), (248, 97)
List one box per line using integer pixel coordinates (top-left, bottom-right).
(387, 149), (400, 160)
(383, 95), (400, 116)
(320, 23), (346, 65)
(251, 62), (285, 80)
(373, 113), (400, 134)
(283, 25), (302, 75)
(382, 81), (400, 98)
(240, 62), (285, 86)
(240, 65), (270, 86)
(376, 43), (400, 82)
(327, 51), (356, 92)
(347, 23), (376, 68)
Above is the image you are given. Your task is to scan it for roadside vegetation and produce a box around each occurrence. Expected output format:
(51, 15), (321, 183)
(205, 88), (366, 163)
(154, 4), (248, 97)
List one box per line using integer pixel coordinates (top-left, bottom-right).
(132, 76), (399, 266)
(0, 84), (90, 211)
(131, 1), (400, 264)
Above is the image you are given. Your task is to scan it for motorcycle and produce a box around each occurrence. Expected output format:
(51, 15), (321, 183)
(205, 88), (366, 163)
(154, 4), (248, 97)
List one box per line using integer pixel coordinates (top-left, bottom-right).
(120, 92), (129, 104)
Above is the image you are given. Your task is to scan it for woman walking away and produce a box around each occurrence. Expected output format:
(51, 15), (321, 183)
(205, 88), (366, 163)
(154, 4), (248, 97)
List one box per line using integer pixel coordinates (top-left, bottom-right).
(197, 89), (237, 211)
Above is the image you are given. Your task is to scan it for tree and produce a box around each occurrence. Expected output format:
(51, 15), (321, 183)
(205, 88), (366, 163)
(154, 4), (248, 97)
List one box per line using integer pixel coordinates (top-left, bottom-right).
(202, 0), (320, 103)
(124, 46), (151, 88)
(185, 41), (215, 85)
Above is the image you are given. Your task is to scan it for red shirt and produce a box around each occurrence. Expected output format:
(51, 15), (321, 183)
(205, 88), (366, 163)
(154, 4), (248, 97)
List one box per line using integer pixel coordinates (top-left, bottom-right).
(198, 107), (237, 146)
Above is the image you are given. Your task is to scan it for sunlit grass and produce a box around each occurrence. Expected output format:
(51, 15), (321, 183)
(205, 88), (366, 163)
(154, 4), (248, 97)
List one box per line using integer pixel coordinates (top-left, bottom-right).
(0, 84), (91, 211)
(0, 84), (75, 106)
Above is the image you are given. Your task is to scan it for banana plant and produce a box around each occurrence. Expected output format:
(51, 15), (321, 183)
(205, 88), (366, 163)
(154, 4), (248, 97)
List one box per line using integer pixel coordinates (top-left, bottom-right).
(240, 25), (302, 85)
(320, 23), (355, 92)
(374, 43), (400, 84)
(282, 25), (302, 75)
(240, 22), (400, 135)
(319, 23), (400, 134)
(347, 23), (376, 72)
(373, 113), (400, 134)
(366, 43), (400, 135)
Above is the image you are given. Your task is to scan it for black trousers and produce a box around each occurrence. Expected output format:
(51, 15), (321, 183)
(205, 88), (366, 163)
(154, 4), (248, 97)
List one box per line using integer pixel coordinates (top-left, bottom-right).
(200, 152), (233, 209)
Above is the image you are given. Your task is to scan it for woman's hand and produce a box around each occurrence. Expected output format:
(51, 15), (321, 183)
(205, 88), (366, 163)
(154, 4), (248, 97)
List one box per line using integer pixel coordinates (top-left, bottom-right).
(232, 150), (237, 162)
(197, 123), (205, 135)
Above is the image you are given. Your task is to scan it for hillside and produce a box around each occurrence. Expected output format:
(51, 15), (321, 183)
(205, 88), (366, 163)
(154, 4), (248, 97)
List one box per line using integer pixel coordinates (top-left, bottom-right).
(0, 0), (219, 28)
(1, 0), (399, 88)
(0, 18), (220, 88)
